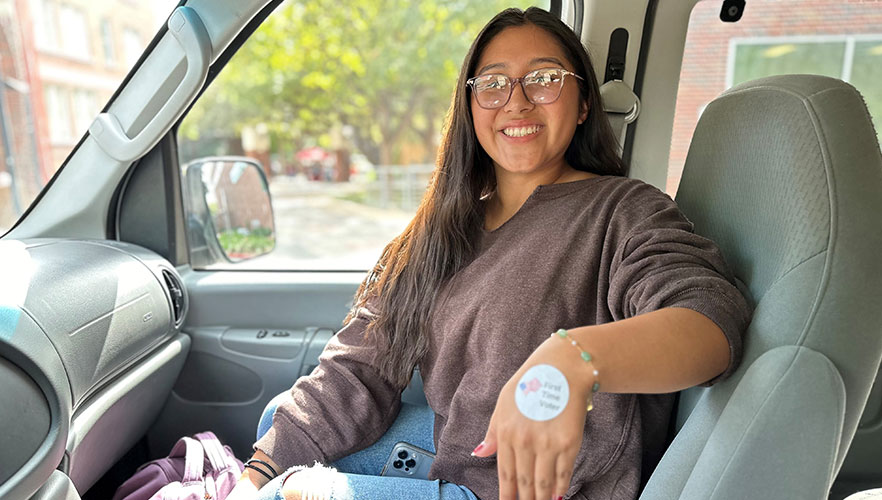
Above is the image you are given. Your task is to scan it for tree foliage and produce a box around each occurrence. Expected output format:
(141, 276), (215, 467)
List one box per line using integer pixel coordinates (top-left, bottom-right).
(181, 0), (539, 164)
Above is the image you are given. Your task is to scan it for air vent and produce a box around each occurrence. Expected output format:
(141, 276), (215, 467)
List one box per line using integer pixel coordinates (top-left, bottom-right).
(162, 269), (186, 326)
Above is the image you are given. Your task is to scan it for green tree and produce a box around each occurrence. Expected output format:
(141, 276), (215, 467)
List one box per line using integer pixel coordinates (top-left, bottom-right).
(181, 0), (539, 165)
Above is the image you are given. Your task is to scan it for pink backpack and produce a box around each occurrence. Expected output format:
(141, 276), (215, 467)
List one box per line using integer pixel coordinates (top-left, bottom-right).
(112, 431), (244, 500)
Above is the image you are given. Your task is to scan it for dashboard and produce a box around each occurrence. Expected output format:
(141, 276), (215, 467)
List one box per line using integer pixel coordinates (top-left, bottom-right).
(0, 239), (190, 499)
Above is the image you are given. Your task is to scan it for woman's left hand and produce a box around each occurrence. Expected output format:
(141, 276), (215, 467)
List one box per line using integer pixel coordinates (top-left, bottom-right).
(472, 337), (592, 500)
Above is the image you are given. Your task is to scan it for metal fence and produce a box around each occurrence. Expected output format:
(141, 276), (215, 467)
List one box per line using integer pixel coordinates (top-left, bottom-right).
(368, 163), (435, 212)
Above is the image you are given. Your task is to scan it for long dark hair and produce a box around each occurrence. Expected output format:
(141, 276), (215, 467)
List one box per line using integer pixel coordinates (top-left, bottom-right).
(347, 7), (627, 387)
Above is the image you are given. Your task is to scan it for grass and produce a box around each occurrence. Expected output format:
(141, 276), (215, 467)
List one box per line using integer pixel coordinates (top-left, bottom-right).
(217, 227), (275, 259)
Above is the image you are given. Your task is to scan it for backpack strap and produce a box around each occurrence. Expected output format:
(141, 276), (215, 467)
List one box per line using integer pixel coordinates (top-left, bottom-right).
(168, 436), (205, 484)
(194, 431), (236, 471)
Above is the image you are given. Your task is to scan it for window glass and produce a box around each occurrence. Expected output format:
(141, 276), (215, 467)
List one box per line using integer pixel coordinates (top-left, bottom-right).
(668, 0), (882, 196)
(178, 1), (551, 271)
(72, 89), (99, 138)
(59, 5), (90, 61)
(0, 0), (177, 235)
(731, 41), (845, 86)
(29, 0), (59, 52)
(100, 18), (116, 67)
(122, 27), (143, 67)
(851, 40), (882, 131)
(44, 85), (73, 144)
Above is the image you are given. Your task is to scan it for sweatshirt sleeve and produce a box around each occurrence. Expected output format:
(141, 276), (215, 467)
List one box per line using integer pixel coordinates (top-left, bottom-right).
(607, 181), (753, 385)
(253, 301), (406, 469)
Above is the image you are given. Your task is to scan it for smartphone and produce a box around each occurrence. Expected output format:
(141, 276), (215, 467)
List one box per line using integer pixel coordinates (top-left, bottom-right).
(380, 441), (435, 479)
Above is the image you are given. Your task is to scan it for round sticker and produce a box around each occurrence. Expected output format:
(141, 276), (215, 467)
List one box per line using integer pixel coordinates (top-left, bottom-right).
(514, 364), (569, 421)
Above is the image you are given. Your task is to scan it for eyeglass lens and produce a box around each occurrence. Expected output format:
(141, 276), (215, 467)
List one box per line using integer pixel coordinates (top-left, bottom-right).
(472, 69), (566, 108)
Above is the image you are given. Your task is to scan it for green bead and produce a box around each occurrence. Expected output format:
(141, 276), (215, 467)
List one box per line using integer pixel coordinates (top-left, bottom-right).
(556, 328), (568, 338)
(592, 382), (600, 393)
(580, 351), (592, 362)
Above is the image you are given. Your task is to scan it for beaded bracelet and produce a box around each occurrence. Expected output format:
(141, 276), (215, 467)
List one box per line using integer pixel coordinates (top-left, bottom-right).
(553, 328), (600, 411)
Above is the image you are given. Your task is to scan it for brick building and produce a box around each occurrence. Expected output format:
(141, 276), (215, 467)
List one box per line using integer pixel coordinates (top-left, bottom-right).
(669, 0), (882, 195)
(206, 160), (274, 233)
(28, 0), (159, 169)
(0, 0), (42, 228)
(0, 0), (163, 230)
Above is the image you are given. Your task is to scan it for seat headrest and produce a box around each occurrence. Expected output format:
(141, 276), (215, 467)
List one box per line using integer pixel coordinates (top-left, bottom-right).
(676, 74), (882, 303)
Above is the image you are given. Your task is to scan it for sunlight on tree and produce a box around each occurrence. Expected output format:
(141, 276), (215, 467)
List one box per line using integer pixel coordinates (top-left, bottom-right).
(180, 1), (540, 165)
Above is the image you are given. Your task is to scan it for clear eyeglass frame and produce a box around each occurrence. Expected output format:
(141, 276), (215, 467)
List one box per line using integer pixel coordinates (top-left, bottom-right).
(466, 67), (584, 109)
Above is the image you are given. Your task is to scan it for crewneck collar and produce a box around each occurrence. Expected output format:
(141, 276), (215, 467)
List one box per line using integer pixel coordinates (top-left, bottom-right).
(482, 176), (612, 235)
(529, 175), (610, 200)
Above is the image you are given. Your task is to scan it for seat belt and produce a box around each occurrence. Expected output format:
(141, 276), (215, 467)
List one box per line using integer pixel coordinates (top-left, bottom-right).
(601, 80), (640, 154)
(600, 28), (640, 155)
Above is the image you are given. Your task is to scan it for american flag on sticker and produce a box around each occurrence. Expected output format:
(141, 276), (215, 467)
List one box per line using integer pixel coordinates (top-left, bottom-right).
(519, 378), (542, 395)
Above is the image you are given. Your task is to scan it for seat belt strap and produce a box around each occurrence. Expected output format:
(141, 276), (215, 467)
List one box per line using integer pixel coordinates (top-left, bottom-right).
(600, 79), (640, 154)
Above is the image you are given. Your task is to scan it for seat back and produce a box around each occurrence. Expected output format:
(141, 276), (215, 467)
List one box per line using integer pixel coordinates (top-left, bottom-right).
(641, 75), (882, 499)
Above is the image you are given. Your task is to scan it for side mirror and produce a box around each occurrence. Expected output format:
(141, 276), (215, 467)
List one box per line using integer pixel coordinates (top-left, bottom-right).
(183, 157), (275, 265)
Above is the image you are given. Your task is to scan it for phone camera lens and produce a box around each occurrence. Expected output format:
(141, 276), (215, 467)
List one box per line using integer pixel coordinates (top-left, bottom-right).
(398, 450), (408, 459)
(405, 459), (416, 468)
(393, 460), (403, 469)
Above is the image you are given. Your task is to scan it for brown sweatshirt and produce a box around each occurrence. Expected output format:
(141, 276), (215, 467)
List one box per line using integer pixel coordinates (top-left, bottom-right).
(254, 176), (752, 499)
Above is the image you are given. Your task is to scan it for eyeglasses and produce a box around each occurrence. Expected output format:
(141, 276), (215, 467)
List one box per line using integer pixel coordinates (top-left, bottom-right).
(466, 68), (584, 109)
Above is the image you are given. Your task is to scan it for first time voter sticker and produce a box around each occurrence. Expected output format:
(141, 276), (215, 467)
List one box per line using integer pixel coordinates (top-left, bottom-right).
(515, 364), (569, 421)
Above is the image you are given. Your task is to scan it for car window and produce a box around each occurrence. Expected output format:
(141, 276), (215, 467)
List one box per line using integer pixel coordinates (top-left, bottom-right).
(0, 0), (177, 235)
(177, 0), (550, 271)
(668, 0), (882, 196)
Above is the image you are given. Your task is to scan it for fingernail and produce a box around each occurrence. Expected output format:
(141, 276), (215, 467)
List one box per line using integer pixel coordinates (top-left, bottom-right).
(554, 496), (563, 500)
(470, 442), (485, 456)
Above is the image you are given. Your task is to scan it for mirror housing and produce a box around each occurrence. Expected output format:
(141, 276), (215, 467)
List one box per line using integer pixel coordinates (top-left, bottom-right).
(183, 156), (275, 266)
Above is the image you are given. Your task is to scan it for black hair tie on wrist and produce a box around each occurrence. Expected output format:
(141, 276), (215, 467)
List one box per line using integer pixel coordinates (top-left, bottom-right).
(245, 458), (280, 477)
(244, 463), (274, 482)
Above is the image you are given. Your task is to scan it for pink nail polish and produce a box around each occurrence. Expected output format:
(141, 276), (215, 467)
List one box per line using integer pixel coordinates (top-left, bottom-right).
(471, 442), (485, 456)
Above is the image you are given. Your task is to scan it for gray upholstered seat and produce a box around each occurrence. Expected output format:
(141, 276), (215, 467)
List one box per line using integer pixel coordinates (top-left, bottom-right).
(640, 75), (882, 499)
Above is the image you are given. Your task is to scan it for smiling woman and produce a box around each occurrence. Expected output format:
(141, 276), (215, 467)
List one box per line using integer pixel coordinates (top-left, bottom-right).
(470, 25), (595, 232)
(230, 7), (751, 500)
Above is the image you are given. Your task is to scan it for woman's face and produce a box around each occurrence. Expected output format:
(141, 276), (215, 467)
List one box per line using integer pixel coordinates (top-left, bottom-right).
(470, 24), (587, 180)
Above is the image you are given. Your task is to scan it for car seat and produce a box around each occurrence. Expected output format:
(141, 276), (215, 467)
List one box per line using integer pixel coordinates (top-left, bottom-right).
(640, 74), (882, 499)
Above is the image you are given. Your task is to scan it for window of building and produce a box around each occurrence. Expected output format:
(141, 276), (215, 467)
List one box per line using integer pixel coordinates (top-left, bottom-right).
(100, 18), (116, 67)
(30, 0), (59, 52)
(122, 28), (143, 68)
(72, 89), (99, 140)
(58, 4), (90, 61)
(29, 0), (91, 61)
(44, 85), (73, 145)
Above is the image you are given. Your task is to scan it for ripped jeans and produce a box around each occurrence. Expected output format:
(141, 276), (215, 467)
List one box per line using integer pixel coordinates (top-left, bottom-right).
(254, 393), (480, 500)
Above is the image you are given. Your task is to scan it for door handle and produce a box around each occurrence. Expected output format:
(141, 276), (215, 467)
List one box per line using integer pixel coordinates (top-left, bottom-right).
(89, 6), (211, 162)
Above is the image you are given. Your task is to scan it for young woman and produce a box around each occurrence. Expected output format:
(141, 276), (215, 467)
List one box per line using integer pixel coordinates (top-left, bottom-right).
(230, 7), (751, 500)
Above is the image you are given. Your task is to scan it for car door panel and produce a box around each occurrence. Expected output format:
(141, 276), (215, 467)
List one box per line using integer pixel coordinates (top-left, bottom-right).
(146, 272), (357, 459)
(65, 334), (189, 493)
(149, 275), (430, 460)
